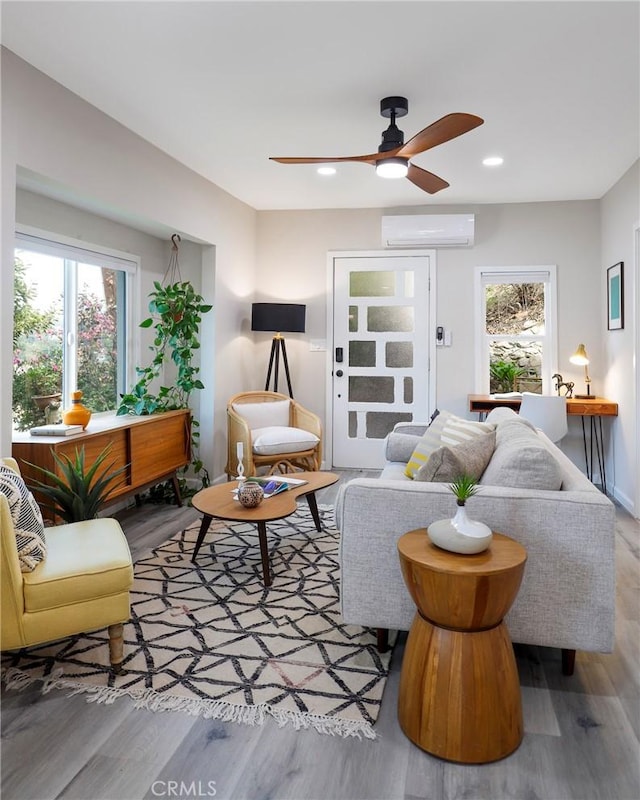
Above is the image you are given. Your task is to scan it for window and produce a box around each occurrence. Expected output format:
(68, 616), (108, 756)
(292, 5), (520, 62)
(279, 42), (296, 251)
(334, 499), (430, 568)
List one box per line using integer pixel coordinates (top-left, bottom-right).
(474, 266), (557, 395)
(12, 230), (138, 431)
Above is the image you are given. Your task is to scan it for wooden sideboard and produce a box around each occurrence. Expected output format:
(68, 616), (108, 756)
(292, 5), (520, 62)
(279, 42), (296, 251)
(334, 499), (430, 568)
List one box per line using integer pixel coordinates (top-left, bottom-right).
(12, 409), (191, 519)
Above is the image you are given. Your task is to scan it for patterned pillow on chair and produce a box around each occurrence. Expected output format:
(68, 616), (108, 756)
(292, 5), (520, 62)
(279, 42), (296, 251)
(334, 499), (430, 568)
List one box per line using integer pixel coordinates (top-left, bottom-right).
(0, 464), (47, 572)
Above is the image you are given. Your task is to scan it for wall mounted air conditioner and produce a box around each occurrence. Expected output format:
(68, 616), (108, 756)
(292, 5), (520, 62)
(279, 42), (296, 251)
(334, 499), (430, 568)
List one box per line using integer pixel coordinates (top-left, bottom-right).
(381, 214), (475, 248)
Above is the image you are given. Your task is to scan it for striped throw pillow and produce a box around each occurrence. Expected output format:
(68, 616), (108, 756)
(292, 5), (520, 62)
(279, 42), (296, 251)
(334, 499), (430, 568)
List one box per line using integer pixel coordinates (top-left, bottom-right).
(404, 412), (495, 479)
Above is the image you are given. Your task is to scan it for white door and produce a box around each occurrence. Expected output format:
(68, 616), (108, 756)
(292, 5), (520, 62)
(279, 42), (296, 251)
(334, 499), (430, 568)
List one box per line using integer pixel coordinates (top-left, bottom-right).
(331, 253), (432, 468)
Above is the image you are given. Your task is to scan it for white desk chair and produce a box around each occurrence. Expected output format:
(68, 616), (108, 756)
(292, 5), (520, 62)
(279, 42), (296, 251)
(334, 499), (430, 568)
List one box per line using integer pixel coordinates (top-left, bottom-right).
(518, 392), (568, 443)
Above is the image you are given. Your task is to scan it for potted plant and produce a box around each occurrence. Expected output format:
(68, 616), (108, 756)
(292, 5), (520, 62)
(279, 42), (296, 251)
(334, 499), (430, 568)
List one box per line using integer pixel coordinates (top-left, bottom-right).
(26, 443), (127, 522)
(117, 277), (212, 493)
(427, 475), (493, 554)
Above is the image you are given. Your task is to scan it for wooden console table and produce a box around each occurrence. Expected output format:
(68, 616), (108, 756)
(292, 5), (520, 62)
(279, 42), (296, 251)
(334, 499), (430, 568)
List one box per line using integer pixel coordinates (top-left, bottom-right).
(468, 394), (618, 493)
(12, 409), (191, 520)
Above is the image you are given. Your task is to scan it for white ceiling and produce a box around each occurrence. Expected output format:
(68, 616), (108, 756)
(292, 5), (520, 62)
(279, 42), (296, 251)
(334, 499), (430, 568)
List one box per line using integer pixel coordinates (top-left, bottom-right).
(2, 1), (639, 212)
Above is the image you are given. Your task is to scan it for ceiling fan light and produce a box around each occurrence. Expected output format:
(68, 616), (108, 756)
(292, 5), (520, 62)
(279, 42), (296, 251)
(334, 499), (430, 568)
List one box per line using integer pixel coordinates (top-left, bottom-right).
(376, 157), (409, 179)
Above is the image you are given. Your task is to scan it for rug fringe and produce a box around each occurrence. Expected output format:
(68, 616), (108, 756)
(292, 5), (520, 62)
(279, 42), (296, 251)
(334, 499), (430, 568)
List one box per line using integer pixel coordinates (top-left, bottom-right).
(1, 666), (377, 740)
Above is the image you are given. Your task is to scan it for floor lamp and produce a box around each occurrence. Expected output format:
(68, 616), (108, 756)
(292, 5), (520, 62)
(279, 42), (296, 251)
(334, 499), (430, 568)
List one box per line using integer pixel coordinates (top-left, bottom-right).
(251, 303), (306, 398)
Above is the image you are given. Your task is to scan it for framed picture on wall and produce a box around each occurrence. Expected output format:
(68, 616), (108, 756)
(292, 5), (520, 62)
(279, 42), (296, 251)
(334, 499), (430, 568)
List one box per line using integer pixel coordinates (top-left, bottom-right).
(607, 262), (624, 330)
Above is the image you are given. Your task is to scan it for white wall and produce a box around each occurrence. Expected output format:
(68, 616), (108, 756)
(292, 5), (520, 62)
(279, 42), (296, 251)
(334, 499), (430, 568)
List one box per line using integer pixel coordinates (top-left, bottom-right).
(257, 200), (604, 476)
(601, 160), (640, 513)
(1, 48), (258, 481)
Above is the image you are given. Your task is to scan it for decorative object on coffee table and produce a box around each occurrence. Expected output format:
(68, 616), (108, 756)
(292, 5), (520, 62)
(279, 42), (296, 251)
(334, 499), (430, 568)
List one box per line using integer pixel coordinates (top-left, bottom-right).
(237, 481), (264, 508)
(397, 529), (527, 763)
(427, 475), (492, 554)
(62, 390), (92, 429)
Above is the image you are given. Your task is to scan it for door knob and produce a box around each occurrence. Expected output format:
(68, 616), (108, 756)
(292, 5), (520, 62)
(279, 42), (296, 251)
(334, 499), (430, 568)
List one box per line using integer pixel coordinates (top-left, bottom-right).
(336, 369), (344, 377)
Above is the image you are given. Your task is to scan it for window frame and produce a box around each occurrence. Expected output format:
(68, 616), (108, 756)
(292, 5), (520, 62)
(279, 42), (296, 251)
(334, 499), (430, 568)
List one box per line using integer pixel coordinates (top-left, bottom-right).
(14, 226), (140, 411)
(473, 265), (558, 395)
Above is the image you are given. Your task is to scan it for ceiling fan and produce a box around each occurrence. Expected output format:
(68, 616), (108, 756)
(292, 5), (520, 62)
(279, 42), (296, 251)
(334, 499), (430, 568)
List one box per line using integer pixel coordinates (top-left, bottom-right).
(270, 96), (484, 194)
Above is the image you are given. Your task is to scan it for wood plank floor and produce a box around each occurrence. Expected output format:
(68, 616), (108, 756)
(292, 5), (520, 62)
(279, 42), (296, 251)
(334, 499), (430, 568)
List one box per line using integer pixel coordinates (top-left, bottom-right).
(2, 470), (639, 800)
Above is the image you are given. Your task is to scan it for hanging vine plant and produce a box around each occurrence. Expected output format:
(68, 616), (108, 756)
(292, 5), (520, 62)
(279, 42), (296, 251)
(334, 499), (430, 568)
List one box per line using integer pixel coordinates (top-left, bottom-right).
(117, 235), (212, 491)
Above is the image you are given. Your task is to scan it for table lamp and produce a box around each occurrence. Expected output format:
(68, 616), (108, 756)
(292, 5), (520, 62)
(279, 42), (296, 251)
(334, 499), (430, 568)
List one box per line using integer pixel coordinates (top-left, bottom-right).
(251, 303), (306, 398)
(569, 343), (593, 399)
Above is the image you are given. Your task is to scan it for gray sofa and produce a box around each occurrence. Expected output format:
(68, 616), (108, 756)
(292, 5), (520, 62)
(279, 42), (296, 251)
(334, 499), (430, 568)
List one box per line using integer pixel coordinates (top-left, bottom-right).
(335, 407), (616, 674)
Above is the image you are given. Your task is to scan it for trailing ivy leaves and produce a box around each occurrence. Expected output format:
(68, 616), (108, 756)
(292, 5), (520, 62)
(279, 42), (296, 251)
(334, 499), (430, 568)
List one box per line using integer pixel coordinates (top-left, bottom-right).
(117, 280), (212, 492)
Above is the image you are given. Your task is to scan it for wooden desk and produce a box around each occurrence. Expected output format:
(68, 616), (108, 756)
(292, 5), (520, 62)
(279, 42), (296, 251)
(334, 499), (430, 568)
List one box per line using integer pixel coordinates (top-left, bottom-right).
(468, 394), (618, 493)
(468, 394), (618, 417)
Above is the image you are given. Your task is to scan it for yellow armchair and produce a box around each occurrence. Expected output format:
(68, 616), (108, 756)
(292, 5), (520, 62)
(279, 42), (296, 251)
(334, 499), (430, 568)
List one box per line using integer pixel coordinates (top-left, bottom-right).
(1, 458), (133, 671)
(225, 391), (322, 479)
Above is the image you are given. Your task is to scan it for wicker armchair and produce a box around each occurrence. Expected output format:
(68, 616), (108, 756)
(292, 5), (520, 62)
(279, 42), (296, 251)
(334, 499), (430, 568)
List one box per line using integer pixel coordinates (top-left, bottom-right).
(225, 391), (322, 479)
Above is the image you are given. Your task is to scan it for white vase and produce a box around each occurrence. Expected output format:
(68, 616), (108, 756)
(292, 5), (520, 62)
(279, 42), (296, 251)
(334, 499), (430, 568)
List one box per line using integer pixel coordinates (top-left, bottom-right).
(427, 504), (493, 555)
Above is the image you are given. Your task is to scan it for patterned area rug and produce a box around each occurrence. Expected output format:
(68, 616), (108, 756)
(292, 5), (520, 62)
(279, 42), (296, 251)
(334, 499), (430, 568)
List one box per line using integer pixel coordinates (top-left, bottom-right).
(2, 505), (394, 738)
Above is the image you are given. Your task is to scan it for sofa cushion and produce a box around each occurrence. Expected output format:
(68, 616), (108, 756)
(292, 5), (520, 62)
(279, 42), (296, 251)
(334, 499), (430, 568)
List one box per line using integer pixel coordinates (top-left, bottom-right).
(0, 464), (47, 572)
(415, 430), (496, 482)
(480, 419), (563, 490)
(232, 399), (290, 430)
(252, 426), (319, 455)
(486, 405), (537, 431)
(405, 412), (495, 479)
(386, 432), (423, 464)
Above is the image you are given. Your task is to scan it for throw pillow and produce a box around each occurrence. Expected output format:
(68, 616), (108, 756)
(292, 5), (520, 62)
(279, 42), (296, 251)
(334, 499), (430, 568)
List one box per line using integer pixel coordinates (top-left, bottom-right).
(404, 411), (452, 478)
(232, 399), (290, 430)
(404, 411), (496, 479)
(480, 419), (563, 490)
(0, 465), (47, 572)
(252, 426), (319, 455)
(415, 430), (496, 483)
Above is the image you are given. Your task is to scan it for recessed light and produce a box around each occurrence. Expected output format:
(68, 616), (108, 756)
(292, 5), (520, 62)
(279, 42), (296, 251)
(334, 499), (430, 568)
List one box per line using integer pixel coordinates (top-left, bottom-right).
(317, 166), (336, 175)
(483, 156), (504, 167)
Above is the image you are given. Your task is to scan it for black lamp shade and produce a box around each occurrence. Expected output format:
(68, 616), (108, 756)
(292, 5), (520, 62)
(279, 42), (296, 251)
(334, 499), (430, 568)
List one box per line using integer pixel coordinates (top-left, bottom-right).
(251, 303), (306, 333)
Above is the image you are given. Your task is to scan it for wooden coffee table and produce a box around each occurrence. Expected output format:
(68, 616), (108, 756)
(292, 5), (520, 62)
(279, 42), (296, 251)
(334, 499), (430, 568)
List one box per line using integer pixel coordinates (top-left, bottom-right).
(397, 529), (527, 763)
(191, 471), (339, 587)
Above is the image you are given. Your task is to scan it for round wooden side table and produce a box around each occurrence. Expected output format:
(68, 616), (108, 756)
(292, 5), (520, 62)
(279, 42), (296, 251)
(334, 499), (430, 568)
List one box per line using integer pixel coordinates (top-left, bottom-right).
(397, 529), (527, 764)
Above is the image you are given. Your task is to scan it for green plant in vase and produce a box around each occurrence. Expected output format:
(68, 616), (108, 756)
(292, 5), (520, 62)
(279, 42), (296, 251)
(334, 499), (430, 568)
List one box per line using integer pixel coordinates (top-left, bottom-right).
(447, 474), (480, 507)
(26, 443), (128, 522)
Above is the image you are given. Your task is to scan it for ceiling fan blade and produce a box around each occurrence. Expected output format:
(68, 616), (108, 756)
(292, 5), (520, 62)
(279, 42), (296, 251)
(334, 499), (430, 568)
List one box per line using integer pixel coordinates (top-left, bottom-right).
(407, 164), (450, 194)
(270, 153), (380, 165)
(397, 113), (484, 158)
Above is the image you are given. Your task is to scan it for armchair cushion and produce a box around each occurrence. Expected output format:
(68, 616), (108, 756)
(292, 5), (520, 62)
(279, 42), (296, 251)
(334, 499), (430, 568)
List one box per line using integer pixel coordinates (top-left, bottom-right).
(232, 399), (290, 429)
(252, 426), (320, 456)
(22, 518), (132, 612)
(0, 464), (46, 573)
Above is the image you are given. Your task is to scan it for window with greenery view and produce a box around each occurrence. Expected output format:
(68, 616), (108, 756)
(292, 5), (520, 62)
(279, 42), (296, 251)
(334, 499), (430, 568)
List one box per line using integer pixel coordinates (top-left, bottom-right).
(475, 266), (557, 395)
(12, 232), (137, 431)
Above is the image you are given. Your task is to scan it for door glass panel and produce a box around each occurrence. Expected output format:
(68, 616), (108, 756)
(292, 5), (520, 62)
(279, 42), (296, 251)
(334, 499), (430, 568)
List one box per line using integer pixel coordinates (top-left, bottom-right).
(349, 341), (376, 367)
(348, 376), (394, 403)
(368, 306), (414, 332)
(366, 412), (413, 439)
(386, 341), (413, 367)
(348, 305), (358, 333)
(348, 411), (357, 438)
(350, 271), (394, 297)
(404, 377), (413, 404)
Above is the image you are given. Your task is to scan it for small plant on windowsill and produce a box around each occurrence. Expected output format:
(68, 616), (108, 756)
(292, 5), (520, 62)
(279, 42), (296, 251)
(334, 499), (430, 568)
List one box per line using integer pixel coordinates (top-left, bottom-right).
(117, 236), (212, 494)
